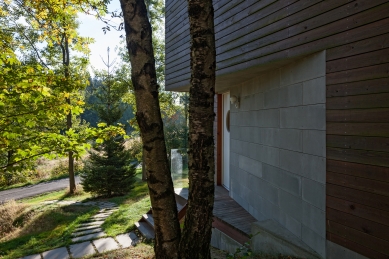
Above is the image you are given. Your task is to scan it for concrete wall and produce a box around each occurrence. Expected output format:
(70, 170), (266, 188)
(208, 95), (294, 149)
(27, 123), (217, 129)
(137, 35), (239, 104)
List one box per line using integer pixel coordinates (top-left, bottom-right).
(228, 51), (326, 258)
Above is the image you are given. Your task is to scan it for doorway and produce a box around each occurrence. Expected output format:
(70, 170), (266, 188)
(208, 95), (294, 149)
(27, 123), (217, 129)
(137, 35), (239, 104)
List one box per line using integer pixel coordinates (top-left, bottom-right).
(222, 92), (230, 190)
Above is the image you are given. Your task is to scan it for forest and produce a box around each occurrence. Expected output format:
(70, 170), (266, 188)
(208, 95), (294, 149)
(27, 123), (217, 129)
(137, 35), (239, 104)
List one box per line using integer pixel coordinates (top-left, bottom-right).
(0, 0), (188, 188)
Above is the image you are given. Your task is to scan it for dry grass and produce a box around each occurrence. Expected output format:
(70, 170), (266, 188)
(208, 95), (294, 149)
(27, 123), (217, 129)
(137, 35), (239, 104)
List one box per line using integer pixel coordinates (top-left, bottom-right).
(0, 200), (27, 239)
(83, 243), (155, 259)
(64, 184), (86, 197)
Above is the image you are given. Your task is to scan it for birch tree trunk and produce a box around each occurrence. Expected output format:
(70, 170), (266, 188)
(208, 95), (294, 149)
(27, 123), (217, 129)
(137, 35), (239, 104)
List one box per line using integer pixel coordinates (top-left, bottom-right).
(179, 0), (216, 258)
(119, 0), (181, 258)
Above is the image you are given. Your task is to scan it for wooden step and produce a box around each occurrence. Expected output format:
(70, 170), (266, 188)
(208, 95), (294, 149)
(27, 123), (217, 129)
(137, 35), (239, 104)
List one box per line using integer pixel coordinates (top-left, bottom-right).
(135, 221), (155, 240)
(142, 213), (154, 228)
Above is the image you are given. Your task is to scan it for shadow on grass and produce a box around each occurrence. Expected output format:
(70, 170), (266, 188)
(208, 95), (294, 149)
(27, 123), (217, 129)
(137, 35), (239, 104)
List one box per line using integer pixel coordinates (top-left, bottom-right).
(0, 204), (98, 259)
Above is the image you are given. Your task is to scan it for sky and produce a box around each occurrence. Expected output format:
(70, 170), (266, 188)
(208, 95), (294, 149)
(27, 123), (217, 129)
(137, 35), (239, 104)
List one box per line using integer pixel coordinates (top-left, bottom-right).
(77, 1), (124, 73)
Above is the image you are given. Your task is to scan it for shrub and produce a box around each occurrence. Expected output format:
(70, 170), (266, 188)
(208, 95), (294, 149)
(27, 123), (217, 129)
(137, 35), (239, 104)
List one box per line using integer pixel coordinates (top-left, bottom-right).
(80, 137), (136, 197)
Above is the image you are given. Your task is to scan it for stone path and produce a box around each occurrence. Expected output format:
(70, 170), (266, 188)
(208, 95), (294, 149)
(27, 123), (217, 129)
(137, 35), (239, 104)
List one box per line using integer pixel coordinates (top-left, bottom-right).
(20, 201), (139, 259)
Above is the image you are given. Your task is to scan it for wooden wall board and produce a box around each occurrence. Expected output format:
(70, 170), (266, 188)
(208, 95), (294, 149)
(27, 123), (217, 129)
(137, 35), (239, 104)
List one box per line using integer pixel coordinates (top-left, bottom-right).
(167, 11), (389, 80)
(327, 207), (389, 241)
(326, 122), (389, 137)
(327, 232), (388, 259)
(327, 195), (389, 227)
(215, 0), (275, 29)
(326, 32), (389, 61)
(326, 135), (389, 152)
(327, 183), (389, 212)
(217, 3), (389, 68)
(326, 93), (389, 109)
(326, 63), (389, 85)
(327, 171), (389, 196)
(326, 220), (389, 256)
(215, 0), (290, 41)
(217, 0), (336, 56)
(327, 160), (389, 183)
(326, 78), (389, 98)
(327, 147), (389, 167)
(326, 48), (389, 73)
(326, 108), (389, 122)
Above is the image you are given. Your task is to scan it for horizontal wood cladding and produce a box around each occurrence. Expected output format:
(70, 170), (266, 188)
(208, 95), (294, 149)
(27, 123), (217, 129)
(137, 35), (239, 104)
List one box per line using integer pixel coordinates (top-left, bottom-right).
(327, 207), (389, 241)
(327, 135), (389, 153)
(327, 160), (389, 183)
(165, 0), (389, 89)
(324, 2), (389, 258)
(327, 184), (389, 212)
(326, 221), (389, 257)
(327, 147), (389, 169)
(327, 195), (389, 227)
(327, 122), (389, 137)
(326, 78), (389, 98)
(327, 232), (389, 259)
(327, 171), (389, 197)
(327, 93), (389, 109)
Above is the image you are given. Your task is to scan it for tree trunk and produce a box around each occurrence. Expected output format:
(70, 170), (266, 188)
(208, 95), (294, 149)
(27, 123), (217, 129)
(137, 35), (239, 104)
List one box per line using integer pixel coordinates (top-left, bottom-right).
(119, 0), (181, 258)
(142, 147), (147, 181)
(67, 106), (76, 194)
(179, 0), (216, 258)
(62, 33), (76, 195)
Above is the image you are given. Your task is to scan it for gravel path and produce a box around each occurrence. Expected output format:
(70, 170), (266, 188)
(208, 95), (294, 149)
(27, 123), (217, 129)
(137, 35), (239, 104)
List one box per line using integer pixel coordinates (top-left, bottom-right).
(0, 176), (81, 203)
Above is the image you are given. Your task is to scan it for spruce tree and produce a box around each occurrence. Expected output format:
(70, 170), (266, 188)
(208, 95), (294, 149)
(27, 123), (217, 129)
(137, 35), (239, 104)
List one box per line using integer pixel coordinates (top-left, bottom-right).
(81, 47), (136, 197)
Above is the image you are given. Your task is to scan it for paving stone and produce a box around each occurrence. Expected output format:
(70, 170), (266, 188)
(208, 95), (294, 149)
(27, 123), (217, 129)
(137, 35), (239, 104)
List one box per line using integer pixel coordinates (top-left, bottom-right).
(20, 254), (42, 259)
(69, 241), (96, 258)
(79, 220), (104, 226)
(42, 247), (69, 259)
(82, 202), (97, 206)
(93, 237), (119, 253)
(75, 225), (101, 232)
(92, 213), (111, 219)
(72, 228), (102, 237)
(116, 233), (134, 248)
(71, 232), (106, 242)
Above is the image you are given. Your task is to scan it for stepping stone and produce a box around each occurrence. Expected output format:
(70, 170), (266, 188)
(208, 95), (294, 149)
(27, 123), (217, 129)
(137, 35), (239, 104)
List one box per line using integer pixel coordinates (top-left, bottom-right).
(42, 247), (69, 259)
(72, 228), (102, 237)
(79, 221), (104, 227)
(41, 200), (58, 205)
(71, 232), (106, 242)
(82, 202), (97, 206)
(93, 237), (119, 253)
(69, 241), (96, 258)
(74, 225), (100, 232)
(21, 254), (42, 259)
(116, 232), (138, 248)
(92, 214), (111, 219)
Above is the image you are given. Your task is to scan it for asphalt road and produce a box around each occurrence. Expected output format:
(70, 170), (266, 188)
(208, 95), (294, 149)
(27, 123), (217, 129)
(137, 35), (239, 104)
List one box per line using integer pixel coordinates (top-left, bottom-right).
(0, 176), (81, 203)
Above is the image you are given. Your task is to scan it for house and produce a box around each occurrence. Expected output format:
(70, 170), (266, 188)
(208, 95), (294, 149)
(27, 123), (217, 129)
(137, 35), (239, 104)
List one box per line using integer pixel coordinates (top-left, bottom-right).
(165, 1), (389, 259)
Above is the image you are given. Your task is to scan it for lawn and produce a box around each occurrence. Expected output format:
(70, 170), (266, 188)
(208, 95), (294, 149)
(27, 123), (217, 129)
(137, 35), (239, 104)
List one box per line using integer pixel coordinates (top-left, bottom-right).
(0, 171), (151, 259)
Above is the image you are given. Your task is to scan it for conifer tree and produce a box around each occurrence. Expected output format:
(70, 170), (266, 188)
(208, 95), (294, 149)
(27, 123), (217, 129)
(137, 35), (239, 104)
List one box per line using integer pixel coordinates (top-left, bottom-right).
(81, 47), (135, 197)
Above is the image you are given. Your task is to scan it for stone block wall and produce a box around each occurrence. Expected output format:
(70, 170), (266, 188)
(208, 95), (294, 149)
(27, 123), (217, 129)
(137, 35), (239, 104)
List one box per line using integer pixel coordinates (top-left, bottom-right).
(228, 51), (326, 258)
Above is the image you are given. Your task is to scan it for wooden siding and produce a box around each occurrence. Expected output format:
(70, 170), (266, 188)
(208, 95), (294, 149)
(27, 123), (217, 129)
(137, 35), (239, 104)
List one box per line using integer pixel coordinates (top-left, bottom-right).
(325, 10), (389, 257)
(166, 0), (389, 257)
(165, 0), (389, 91)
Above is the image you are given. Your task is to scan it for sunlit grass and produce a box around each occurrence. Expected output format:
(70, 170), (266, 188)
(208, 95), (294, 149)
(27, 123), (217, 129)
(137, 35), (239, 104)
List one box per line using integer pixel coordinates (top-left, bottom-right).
(0, 205), (98, 259)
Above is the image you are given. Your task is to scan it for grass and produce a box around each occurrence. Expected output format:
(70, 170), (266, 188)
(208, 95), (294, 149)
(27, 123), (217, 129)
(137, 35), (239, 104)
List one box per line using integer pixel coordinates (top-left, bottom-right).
(0, 172), (152, 259)
(100, 171), (151, 237)
(0, 203), (98, 259)
(82, 243), (155, 259)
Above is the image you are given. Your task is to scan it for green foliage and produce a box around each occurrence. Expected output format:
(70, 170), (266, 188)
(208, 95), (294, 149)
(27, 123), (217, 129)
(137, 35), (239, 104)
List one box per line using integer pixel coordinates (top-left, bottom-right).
(226, 240), (253, 259)
(81, 50), (136, 197)
(80, 137), (136, 197)
(0, 1), (125, 180)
